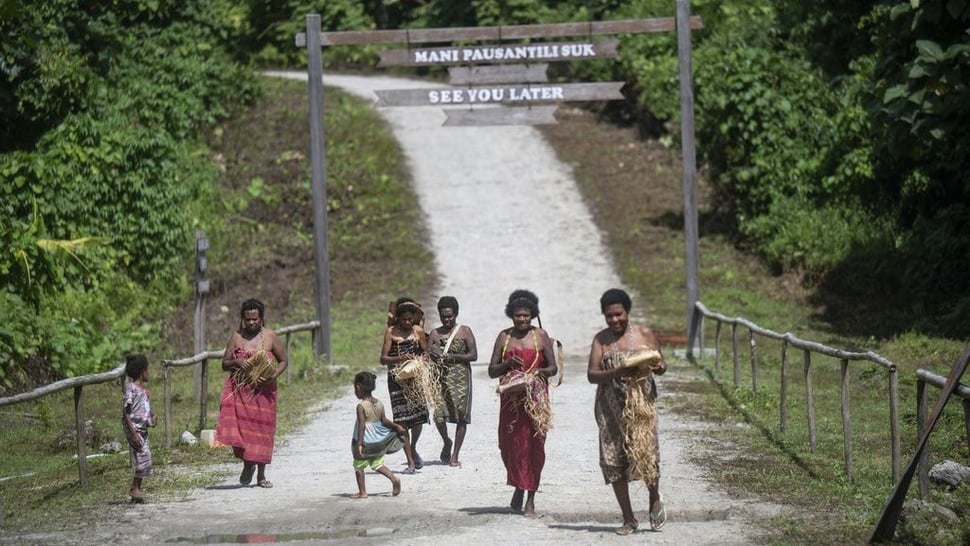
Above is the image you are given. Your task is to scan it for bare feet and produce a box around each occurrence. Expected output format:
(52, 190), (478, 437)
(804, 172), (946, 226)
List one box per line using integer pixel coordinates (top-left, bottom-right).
(509, 489), (524, 513)
(449, 458), (462, 467)
(523, 501), (537, 518)
(350, 492), (368, 499)
(392, 478), (401, 496)
(440, 440), (452, 463)
(129, 488), (146, 503)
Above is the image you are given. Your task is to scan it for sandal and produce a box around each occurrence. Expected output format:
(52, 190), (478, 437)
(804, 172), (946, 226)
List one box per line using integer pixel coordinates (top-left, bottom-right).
(649, 500), (666, 530)
(615, 519), (638, 536)
(257, 479), (273, 488)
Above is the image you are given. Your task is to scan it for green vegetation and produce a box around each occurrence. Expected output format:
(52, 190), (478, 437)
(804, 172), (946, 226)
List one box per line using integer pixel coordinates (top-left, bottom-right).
(0, 77), (435, 532)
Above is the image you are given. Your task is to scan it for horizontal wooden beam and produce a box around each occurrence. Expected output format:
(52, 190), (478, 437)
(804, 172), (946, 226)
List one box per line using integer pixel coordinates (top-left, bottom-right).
(443, 106), (558, 126)
(296, 16), (703, 48)
(375, 81), (624, 107)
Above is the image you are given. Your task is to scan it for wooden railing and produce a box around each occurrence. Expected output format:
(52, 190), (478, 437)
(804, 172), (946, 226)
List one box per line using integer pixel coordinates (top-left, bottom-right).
(690, 301), (901, 484)
(0, 320), (319, 486)
(915, 368), (970, 500)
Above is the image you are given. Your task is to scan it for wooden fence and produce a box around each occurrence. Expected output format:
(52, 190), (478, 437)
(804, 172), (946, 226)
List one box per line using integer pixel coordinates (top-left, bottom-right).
(0, 320), (319, 486)
(915, 368), (970, 499)
(691, 301), (901, 484)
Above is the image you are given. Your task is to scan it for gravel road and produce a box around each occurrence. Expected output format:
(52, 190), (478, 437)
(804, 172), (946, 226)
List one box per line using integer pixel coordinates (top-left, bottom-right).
(15, 73), (784, 545)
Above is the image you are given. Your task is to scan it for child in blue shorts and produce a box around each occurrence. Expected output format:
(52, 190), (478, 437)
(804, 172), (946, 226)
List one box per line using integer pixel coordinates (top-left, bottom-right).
(352, 371), (416, 498)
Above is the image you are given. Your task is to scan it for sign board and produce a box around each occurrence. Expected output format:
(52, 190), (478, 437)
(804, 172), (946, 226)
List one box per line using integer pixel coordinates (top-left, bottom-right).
(375, 82), (624, 107)
(379, 40), (618, 67)
(443, 105), (558, 126)
(448, 64), (549, 85)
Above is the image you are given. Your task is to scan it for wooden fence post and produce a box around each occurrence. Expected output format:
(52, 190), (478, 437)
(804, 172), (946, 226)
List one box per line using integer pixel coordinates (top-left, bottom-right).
(731, 322), (740, 387)
(713, 320), (721, 371)
(164, 364), (172, 447)
(749, 329), (759, 392)
(840, 358), (853, 481)
(890, 370), (901, 484)
(804, 349), (817, 452)
(74, 386), (89, 486)
(780, 338), (789, 433)
(916, 378), (929, 500)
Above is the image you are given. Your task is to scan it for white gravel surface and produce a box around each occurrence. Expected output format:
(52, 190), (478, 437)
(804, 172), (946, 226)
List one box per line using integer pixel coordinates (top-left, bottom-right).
(12, 73), (785, 545)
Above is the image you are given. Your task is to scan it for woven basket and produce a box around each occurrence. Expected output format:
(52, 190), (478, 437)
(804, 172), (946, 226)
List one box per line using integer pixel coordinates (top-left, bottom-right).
(395, 358), (423, 380)
(622, 348), (662, 368)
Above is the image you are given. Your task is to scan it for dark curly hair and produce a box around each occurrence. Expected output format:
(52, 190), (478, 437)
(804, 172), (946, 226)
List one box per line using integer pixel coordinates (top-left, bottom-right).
(599, 288), (632, 314)
(240, 298), (265, 319)
(125, 354), (148, 380)
(504, 289), (540, 319)
(437, 295), (459, 315)
(354, 371), (377, 393)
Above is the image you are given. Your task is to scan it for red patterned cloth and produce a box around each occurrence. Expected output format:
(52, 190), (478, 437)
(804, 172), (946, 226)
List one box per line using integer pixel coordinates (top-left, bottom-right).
(498, 344), (547, 491)
(215, 347), (278, 464)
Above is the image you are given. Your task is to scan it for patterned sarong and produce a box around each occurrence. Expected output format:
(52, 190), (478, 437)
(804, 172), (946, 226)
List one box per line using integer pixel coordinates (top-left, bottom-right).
(216, 349), (278, 464)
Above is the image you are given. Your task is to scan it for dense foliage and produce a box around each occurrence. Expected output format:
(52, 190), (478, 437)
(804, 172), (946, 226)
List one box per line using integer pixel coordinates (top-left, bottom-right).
(3, 0), (968, 389)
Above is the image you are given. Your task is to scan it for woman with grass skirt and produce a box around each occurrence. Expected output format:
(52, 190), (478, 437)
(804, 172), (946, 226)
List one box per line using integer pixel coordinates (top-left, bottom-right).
(587, 288), (667, 535)
(488, 289), (557, 518)
(216, 298), (288, 489)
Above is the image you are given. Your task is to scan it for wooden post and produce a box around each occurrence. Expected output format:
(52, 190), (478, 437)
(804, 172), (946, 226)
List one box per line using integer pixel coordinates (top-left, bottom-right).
(74, 385), (89, 486)
(164, 364), (173, 447)
(890, 370), (901, 484)
(804, 350), (817, 452)
(193, 231), (209, 403)
(749, 329), (759, 392)
(306, 14), (334, 364)
(780, 339), (789, 433)
(199, 357), (208, 431)
(916, 379), (929, 500)
(731, 323), (740, 387)
(713, 320), (721, 371)
(840, 358), (853, 481)
(677, 0), (701, 353)
(285, 332), (292, 383)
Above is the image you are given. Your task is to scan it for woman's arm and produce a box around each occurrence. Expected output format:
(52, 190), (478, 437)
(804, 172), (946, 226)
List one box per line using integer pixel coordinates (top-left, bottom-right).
(379, 328), (398, 367)
(487, 331), (514, 378)
(587, 330), (635, 384)
(267, 330), (288, 379)
(537, 329), (558, 377)
(221, 333), (248, 372)
(638, 325), (667, 376)
(458, 325), (479, 363)
(414, 325), (428, 354)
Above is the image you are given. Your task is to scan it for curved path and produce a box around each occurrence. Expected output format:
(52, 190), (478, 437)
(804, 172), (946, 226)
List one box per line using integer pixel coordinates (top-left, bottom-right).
(26, 73), (783, 545)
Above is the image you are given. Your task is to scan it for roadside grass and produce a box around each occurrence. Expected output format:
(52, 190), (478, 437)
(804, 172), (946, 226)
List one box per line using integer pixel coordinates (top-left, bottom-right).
(542, 107), (969, 545)
(0, 77), (435, 532)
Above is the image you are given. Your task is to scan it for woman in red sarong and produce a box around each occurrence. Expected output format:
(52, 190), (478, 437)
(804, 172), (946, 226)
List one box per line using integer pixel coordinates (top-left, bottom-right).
(488, 289), (557, 517)
(216, 298), (288, 488)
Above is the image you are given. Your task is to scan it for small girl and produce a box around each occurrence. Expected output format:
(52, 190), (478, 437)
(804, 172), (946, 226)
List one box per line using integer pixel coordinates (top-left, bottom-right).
(122, 354), (156, 502)
(351, 371), (416, 498)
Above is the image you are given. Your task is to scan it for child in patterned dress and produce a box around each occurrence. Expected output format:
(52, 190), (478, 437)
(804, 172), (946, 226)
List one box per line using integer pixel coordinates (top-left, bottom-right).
(122, 354), (156, 502)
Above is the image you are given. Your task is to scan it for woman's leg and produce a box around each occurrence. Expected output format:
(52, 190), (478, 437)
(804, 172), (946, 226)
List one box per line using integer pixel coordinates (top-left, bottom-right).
(451, 421), (467, 465)
(436, 421), (452, 462)
(411, 423), (424, 467)
(510, 488), (524, 512)
(611, 479), (637, 526)
(523, 490), (537, 517)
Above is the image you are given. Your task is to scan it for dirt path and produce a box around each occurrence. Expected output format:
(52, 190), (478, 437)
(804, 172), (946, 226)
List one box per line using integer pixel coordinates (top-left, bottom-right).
(38, 73), (782, 545)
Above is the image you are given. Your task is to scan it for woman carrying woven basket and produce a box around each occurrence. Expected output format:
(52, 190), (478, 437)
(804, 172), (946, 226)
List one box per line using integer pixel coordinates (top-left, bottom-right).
(216, 298), (288, 489)
(380, 297), (429, 470)
(587, 288), (667, 535)
(488, 289), (557, 517)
